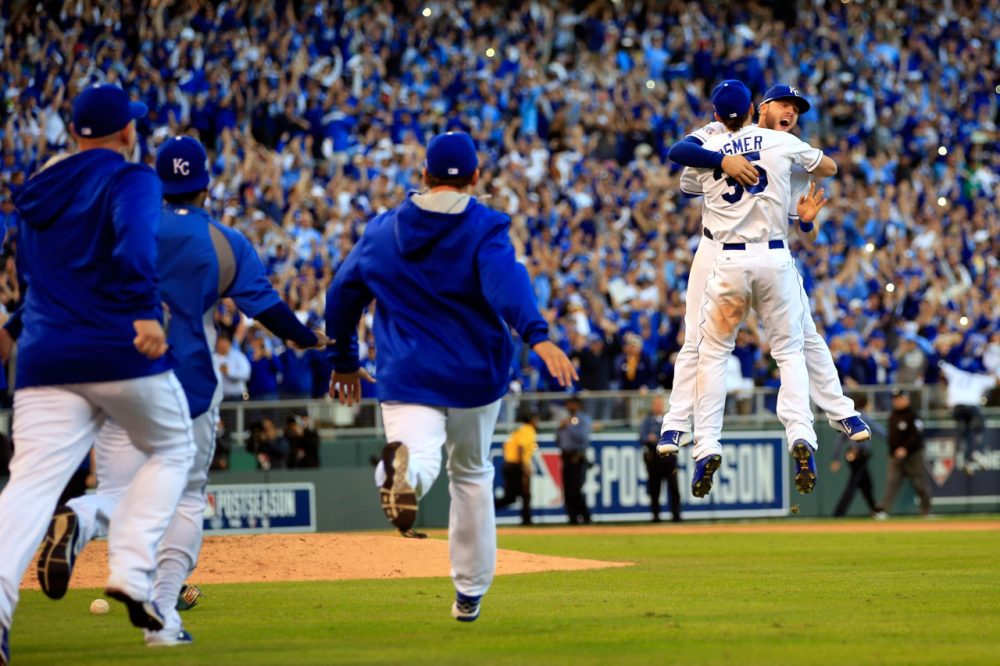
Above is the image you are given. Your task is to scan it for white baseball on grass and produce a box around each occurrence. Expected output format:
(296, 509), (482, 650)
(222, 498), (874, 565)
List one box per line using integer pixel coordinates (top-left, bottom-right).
(90, 598), (110, 615)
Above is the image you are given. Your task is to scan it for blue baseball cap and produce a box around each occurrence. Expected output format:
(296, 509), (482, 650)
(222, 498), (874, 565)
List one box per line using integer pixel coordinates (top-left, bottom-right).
(156, 136), (210, 195)
(72, 84), (147, 139)
(711, 80), (752, 120)
(760, 84), (811, 113)
(425, 132), (478, 179)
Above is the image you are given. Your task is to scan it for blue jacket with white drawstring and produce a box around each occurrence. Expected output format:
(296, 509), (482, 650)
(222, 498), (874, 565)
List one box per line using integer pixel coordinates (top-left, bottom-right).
(325, 194), (549, 408)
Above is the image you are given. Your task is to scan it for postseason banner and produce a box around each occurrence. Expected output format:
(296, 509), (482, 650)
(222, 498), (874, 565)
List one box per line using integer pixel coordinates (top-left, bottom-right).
(922, 421), (1000, 509)
(493, 431), (789, 524)
(203, 482), (317, 535)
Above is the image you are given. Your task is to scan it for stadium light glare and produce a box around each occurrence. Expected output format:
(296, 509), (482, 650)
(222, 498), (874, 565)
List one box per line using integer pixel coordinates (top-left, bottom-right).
(885, 283), (895, 293)
(422, 7), (432, 17)
(646, 80), (656, 90)
(938, 146), (948, 156)
(937, 196), (947, 207)
(486, 47), (495, 58)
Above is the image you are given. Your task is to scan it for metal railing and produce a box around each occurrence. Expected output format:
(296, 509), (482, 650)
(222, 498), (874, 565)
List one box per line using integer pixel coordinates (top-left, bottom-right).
(216, 383), (1000, 444)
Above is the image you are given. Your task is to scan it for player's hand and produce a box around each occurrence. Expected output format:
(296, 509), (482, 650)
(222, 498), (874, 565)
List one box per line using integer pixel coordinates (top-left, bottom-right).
(133, 319), (169, 359)
(329, 367), (376, 406)
(0, 327), (13, 364)
(796, 181), (828, 223)
(532, 340), (579, 388)
(894, 447), (907, 460)
(721, 154), (758, 187)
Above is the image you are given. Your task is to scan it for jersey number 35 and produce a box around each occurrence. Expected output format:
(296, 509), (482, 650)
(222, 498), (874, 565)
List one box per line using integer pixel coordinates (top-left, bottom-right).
(713, 151), (769, 203)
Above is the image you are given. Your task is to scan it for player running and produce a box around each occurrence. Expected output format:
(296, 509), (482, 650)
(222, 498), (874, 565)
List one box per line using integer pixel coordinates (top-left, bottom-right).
(670, 80), (838, 498)
(657, 84), (871, 466)
(326, 131), (576, 622)
(0, 85), (196, 659)
(28, 136), (327, 647)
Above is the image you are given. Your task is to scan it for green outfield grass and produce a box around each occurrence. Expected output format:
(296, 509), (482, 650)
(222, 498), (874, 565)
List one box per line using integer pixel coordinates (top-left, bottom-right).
(9, 518), (1000, 665)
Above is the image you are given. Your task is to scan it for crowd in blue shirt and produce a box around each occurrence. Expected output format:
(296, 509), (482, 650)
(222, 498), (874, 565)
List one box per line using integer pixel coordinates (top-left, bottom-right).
(0, 0), (997, 403)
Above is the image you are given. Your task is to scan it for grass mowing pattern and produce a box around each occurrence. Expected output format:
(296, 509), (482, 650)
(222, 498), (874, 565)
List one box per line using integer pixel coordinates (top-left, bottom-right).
(9, 520), (999, 665)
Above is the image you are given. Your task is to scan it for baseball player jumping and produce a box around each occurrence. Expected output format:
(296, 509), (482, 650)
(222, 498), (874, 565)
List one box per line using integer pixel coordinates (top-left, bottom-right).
(325, 131), (576, 622)
(0, 85), (196, 660)
(25, 136), (327, 647)
(672, 80), (838, 497)
(658, 84), (871, 463)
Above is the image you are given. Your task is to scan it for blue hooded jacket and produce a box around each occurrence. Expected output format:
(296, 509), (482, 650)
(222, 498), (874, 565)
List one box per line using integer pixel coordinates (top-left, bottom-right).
(325, 195), (549, 408)
(13, 149), (171, 387)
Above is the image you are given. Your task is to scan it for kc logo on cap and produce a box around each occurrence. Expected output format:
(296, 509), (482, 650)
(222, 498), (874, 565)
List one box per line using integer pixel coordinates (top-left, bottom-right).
(156, 136), (210, 196)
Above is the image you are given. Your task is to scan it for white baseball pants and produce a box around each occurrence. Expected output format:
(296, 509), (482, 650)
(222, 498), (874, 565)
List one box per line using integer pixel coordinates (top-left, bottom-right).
(662, 235), (718, 433)
(0, 372), (194, 628)
(375, 400), (502, 598)
(663, 234), (858, 435)
(693, 244), (816, 460)
(68, 402), (218, 634)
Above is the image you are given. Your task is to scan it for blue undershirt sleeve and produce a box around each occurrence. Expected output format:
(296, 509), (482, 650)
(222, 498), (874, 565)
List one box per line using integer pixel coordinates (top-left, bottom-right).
(667, 136), (725, 169)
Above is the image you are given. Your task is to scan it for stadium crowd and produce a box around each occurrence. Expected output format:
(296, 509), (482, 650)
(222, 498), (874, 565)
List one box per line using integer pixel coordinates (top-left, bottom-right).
(0, 0), (998, 406)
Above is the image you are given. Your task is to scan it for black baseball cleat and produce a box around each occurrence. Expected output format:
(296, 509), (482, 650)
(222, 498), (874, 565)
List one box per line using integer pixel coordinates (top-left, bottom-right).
(379, 442), (419, 532)
(691, 454), (722, 498)
(398, 528), (428, 539)
(37, 506), (83, 600)
(104, 589), (166, 631)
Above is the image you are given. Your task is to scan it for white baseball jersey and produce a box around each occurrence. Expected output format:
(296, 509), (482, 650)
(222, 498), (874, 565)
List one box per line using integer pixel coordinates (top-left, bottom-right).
(692, 125), (823, 243)
(682, 122), (810, 218)
(681, 164), (809, 220)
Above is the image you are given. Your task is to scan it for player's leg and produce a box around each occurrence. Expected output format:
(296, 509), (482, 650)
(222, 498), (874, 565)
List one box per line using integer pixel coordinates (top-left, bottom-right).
(376, 402), (446, 533)
(146, 406), (219, 645)
(67, 420), (142, 544)
(693, 254), (749, 461)
(37, 420), (141, 600)
(443, 399), (502, 621)
(85, 372), (195, 628)
(0, 387), (103, 630)
(660, 238), (719, 448)
(756, 251), (818, 492)
(754, 254), (815, 448)
(796, 274), (869, 439)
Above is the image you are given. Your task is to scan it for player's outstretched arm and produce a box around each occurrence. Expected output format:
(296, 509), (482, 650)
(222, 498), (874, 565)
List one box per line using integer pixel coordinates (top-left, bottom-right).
(794, 181), (826, 247)
(810, 155), (838, 178)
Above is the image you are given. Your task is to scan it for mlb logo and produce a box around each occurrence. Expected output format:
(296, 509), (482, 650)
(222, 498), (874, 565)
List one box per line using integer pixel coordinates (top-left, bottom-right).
(924, 437), (956, 487)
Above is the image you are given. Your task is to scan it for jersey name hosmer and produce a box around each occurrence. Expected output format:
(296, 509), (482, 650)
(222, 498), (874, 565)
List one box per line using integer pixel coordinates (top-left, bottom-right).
(719, 134), (763, 155)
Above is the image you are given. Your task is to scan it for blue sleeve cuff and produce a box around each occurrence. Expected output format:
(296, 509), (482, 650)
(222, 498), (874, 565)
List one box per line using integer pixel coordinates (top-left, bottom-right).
(255, 302), (318, 348)
(668, 138), (724, 169)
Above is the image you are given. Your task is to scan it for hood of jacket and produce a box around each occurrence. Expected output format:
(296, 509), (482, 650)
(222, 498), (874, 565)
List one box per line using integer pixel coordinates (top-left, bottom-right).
(13, 149), (126, 231)
(393, 192), (475, 257)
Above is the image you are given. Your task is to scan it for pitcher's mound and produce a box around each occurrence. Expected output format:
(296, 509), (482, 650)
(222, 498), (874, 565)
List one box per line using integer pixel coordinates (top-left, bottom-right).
(22, 532), (630, 589)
